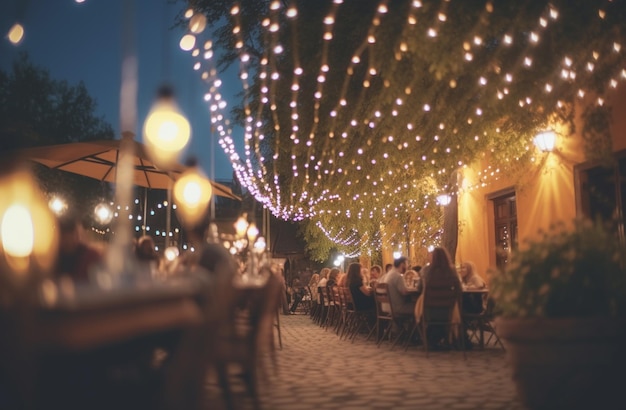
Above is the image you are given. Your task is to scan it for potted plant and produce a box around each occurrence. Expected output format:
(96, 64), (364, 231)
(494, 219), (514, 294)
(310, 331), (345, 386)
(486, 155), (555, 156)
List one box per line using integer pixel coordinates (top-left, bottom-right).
(491, 218), (626, 410)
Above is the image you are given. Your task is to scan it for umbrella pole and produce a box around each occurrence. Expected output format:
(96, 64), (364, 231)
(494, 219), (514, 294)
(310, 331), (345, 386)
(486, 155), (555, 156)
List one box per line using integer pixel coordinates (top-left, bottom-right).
(143, 187), (148, 235)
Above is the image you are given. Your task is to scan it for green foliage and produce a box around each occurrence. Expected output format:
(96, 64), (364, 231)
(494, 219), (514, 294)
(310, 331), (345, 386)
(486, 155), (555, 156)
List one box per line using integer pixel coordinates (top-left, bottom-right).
(491, 219), (626, 318)
(182, 0), (626, 252)
(0, 53), (114, 150)
(0, 54), (115, 221)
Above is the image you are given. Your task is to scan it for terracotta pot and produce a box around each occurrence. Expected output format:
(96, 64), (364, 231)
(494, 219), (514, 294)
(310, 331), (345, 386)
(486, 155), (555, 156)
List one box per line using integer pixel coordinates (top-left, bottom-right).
(496, 316), (626, 410)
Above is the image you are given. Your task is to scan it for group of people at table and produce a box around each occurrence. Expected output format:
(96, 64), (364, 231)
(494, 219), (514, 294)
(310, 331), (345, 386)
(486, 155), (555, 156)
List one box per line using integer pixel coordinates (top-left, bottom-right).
(300, 247), (488, 348)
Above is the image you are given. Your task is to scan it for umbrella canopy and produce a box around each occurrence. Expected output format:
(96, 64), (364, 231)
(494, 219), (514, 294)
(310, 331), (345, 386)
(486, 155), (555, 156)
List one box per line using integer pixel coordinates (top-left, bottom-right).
(16, 136), (240, 200)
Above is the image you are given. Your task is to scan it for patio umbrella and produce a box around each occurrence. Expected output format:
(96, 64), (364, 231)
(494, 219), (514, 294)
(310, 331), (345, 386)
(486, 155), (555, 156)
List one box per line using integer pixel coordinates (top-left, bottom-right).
(15, 134), (240, 200)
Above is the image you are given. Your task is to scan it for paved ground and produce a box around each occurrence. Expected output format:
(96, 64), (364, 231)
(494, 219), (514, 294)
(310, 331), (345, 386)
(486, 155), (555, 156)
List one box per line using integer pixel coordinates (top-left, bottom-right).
(204, 314), (526, 410)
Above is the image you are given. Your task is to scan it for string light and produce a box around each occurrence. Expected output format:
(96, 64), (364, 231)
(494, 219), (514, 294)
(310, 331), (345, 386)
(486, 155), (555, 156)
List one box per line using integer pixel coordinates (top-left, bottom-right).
(178, 1), (626, 252)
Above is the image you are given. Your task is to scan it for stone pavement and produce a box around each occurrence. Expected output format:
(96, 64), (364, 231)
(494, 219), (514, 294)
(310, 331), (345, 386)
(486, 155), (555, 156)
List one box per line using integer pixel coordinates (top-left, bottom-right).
(204, 314), (526, 410)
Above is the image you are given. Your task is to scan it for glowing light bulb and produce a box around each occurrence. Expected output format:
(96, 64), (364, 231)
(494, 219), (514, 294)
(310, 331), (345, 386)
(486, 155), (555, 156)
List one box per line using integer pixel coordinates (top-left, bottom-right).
(7, 23), (24, 45)
(2, 205), (34, 258)
(179, 34), (196, 51)
(173, 165), (212, 228)
(143, 86), (191, 168)
(94, 203), (113, 224)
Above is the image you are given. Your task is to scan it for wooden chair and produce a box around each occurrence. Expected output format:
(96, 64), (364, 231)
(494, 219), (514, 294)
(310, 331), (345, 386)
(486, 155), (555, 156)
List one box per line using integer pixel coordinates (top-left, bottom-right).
(320, 286), (336, 330)
(343, 287), (375, 343)
(414, 279), (465, 358)
(372, 284), (394, 347)
(313, 286), (325, 325)
(212, 275), (283, 410)
(332, 286), (345, 335)
(463, 297), (504, 350)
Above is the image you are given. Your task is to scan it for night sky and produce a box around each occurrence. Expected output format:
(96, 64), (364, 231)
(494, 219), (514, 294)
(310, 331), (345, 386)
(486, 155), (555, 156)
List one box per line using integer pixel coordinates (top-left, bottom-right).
(0, 0), (239, 181)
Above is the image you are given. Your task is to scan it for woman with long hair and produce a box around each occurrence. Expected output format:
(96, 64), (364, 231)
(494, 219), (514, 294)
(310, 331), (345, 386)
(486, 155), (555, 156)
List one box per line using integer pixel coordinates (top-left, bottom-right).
(346, 262), (375, 310)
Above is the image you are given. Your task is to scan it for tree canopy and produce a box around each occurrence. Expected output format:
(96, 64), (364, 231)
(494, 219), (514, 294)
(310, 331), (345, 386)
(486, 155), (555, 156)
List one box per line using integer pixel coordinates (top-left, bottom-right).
(0, 54), (115, 220)
(179, 0), (626, 260)
(0, 53), (114, 150)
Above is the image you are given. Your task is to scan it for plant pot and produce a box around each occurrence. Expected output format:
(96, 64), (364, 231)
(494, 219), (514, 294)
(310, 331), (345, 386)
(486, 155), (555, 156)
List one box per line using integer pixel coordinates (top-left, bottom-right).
(496, 316), (626, 410)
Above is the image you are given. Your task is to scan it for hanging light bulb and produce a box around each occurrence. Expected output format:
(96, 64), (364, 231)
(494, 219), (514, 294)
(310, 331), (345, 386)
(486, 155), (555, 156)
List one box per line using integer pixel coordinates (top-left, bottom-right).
(48, 195), (68, 215)
(246, 223), (259, 244)
(234, 213), (249, 238)
(173, 162), (212, 228)
(0, 165), (58, 276)
(189, 14), (207, 34)
(143, 85), (191, 169)
(94, 202), (113, 225)
(7, 23), (25, 45)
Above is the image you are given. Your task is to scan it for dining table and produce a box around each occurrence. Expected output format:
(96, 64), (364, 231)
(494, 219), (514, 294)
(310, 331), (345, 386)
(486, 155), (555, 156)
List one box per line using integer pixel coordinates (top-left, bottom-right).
(0, 273), (211, 410)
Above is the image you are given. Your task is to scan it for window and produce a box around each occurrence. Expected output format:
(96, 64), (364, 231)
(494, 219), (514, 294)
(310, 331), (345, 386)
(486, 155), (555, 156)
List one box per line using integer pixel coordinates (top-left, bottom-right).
(492, 192), (518, 270)
(577, 151), (626, 242)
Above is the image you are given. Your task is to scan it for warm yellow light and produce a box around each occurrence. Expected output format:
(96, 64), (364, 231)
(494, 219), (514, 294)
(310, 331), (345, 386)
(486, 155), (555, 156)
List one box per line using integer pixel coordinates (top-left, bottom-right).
(2, 204), (34, 258)
(143, 88), (191, 168)
(179, 34), (196, 51)
(48, 196), (67, 215)
(7, 23), (24, 45)
(164, 246), (179, 262)
(234, 214), (249, 238)
(0, 168), (58, 275)
(533, 130), (556, 152)
(436, 194), (452, 206)
(253, 236), (266, 253)
(246, 223), (259, 243)
(189, 14), (207, 34)
(94, 203), (113, 224)
(173, 167), (212, 228)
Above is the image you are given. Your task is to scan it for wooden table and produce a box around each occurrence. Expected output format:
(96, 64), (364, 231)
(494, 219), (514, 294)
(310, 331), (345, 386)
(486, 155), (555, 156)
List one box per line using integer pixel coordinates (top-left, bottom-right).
(1, 275), (209, 410)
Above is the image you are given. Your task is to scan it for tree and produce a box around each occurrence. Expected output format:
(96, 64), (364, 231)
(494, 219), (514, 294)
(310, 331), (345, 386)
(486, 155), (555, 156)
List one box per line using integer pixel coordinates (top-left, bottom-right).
(180, 0), (626, 257)
(0, 54), (115, 220)
(0, 53), (114, 150)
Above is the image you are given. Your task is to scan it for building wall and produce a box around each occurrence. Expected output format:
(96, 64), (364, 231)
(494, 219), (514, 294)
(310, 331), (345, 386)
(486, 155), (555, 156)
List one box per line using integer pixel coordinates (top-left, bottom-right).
(457, 85), (626, 283)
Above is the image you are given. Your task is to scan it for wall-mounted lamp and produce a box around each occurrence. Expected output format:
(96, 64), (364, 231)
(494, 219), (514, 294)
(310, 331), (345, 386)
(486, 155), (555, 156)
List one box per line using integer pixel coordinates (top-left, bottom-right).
(436, 194), (452, 206)
(533, 130), (556, 152)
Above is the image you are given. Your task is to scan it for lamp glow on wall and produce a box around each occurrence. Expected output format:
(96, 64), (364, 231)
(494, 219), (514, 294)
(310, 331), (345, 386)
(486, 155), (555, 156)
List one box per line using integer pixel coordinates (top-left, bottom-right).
(0, 167), (58, 276)
(143, 85), (191, 169)
(173, 166), (212, 228)
(436, 194), (452, 206)
(533, 130), (556, 152)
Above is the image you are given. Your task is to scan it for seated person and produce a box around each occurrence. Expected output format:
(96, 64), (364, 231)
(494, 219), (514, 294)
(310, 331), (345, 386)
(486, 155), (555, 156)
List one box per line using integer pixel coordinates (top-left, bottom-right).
(459, 261), (486, 290)
(346, 262), (374, 311)
(378, 256), (414, 315)
(459, 261), (486, 314)
(289, 277), (304, 314)
(369, 265), (382, 287)
(404, 269), (418, 289)
(135, 235), (160, 277)
(418, 247), (463, 347)
(55, 216), (102, 282)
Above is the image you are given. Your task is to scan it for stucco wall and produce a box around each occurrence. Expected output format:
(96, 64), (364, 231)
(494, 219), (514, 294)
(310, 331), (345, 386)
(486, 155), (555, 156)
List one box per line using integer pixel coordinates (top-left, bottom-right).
(457, 84), (626, 283)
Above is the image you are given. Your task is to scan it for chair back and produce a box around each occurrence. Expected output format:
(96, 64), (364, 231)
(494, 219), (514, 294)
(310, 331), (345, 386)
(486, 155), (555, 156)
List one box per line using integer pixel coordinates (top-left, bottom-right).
(374, 283), (393, 319)
(319, 286), (332, 306)
(422, 278), (461, 322)
(318, 286), (326, 306)
(342, 287), (356, 312)
(332, 286), (342, 308)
